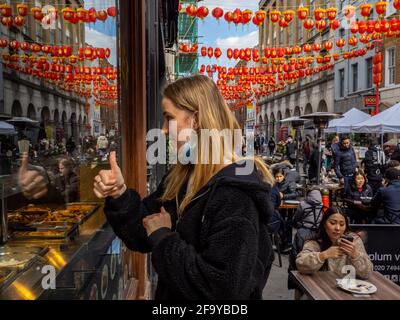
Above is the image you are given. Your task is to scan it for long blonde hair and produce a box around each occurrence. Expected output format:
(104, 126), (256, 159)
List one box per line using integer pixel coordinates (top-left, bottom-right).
(161, 75), (273, 213)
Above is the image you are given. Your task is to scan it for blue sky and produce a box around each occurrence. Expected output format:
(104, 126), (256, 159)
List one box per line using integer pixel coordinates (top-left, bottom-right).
(84, 0), (117, 66)
(198, 0), (260, 69)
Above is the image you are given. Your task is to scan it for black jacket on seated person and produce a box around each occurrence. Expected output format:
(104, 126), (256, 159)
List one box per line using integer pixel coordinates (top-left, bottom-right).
(371, 180), (400, 224)
(104, 161), (275, 300)
(275, 179), (299, 200)
(345, 183), (373, 201)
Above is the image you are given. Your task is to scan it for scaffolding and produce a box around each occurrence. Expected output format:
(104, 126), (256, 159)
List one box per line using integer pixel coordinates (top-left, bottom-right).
(175, 0), (200, 77)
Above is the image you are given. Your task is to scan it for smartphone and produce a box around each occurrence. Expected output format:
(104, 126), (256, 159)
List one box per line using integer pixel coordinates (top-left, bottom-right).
(341, 234), (354, 242)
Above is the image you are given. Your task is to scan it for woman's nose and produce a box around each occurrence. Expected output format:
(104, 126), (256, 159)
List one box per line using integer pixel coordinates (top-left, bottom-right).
(161, 121), (168, 135)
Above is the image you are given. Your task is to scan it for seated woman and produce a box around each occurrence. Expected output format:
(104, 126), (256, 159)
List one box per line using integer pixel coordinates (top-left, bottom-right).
(344, 170), (373, 223)
(296, 207), (373, 280)
(272, 167), (299, 201)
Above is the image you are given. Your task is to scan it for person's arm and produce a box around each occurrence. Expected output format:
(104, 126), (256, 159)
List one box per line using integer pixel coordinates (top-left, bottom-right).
(296, 240), (325, 274)
(334, 151), (344, 179)
(149, 186), (272, 299)
(283, 181), (299, 200)
(371, 188), (383, 210)
(350, 236), (374, 279)
(104, 173), (172, 253)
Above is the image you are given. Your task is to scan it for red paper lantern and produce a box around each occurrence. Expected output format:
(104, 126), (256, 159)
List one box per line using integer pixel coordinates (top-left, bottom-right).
(297, 7), (308, 20)
(293, 46), (302, 55)
(9, 40), (20, 50)
(197, 6), (209, 19)
(201, 46), (207, 57)
(1, 16), (13, 27)
(14, 15), (25, 27)
(252, 16), (262, 26)
(31, 7), (44, 21)
(227, 48), (233, 59)
(107, 7), (117, 17)
(394, 0), (400, 10)
(224, 11), (233, 24)
(330, 19), (340, 30)
(381, 19), (390, 32)
(360, 4), (372, 17)
(313, 43), (322, 52)
(63, 46), (72, 57)
(279, 17), (289, 28)
(324, 41), (333, 51)
(269, 10), (280, 23)
(241, 10), (252, 25)
(350, 21), (359, 34)
(314, 8), (325, 21)
(336, 38), (346, 48)
(333, 53), (340, 61)
(326, 7), (337, 21)
(283, 10), (294, 23)
(367, 20), (376, 33)
(0, 4), (12, 17)
(232, 9), (242, 25)
(207, 47), (213, 58)
(88, 7), (97, 23)
(17, 3), (28, 17)
(375, 1), (388, 15)
(303, 43), (312, 53)
(84, 47), (93, 59)
(186, 5), (197, 17)
(348, 37), (358, 46)
(212, 7), (224, 20)
(62, 8), (74, 21)
(77, 8), (88, 22)
(360, 34), (371, 43)
(0, 39), (8, 48)
(94, 10), (107, 22)
(255, 10), (266, 23)
(316, 20), (327, 31)
(303, 19), (315, 30)
(358, 20), (367, 33)
(214, 47), (222, 59)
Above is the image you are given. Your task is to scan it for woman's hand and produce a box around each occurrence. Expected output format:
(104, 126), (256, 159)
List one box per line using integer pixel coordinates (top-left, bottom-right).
(142, 207), (172, 237)
(93, 151), (126, 199)
(320, 246), (343, 260)
(279, 192), (284, 199)
(339, 238), (359, 259)
(18, 153), (48, 199)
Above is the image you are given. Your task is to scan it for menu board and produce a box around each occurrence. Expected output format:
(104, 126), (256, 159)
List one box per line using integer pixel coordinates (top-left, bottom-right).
(351, 224), (400, 285)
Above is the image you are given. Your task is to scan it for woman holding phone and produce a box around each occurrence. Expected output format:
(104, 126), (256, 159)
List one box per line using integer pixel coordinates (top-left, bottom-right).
(296, 207), (373, 279)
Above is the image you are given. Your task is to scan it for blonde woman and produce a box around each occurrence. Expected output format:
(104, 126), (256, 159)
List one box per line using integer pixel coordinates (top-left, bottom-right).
(93, 75), (275, 300)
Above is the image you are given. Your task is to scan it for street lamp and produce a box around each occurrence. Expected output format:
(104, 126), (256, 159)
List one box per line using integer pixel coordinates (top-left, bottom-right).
(300, 112), (343, 185)
(280, 116), (307, 172)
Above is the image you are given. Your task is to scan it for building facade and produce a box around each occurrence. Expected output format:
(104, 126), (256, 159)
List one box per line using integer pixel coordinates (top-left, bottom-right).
(258, 0), (335, 141)
(1, 0), (87, 144)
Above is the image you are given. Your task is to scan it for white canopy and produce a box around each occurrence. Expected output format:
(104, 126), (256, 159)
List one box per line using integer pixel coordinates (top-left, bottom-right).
(0, 121), (17, 135)
(352, 103), (400, 133)
(326, 108), (371, 133)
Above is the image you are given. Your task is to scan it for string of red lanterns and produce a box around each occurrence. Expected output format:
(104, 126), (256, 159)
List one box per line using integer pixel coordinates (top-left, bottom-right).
(0, 4), (117, 28)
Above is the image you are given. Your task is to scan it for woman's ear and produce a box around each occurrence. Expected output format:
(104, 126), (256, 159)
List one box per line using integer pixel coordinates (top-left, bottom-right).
(192, 112), (199, 130)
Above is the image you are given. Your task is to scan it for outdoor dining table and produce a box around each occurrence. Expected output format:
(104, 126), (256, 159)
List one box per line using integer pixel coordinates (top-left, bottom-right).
(290, 271), (400, 300)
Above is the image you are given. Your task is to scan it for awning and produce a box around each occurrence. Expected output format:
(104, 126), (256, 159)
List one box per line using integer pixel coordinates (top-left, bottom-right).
(0, 121), (17, 135)
(326, 108), (371, 133)
(352, 103), (400, 133)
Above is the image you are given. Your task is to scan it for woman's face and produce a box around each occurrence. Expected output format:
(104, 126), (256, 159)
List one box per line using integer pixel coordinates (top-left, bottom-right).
(161, 97), (196, 150)
(355, 174), (365, 188)
(274, 173), (285, 184)
(324, 213), (347, 244)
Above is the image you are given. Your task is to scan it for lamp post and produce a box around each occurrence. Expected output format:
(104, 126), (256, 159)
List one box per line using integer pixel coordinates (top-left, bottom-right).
(280, 116), (307, 172)
(300, 112), (343, 185)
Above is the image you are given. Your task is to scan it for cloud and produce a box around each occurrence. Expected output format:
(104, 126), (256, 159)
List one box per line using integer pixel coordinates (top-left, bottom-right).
(200, 0), (260, 12)
(216, 30), (259, 48)
(84, 26), (117, 66)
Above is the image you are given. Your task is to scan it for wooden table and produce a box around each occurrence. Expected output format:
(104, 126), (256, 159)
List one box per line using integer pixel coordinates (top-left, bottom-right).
(279, 203), (299, 210)
(290, 271), (400, 300)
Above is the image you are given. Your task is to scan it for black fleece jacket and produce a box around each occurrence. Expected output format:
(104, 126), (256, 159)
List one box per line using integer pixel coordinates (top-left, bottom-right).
(104, 161), (274, 300)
